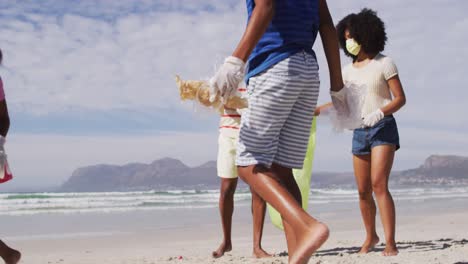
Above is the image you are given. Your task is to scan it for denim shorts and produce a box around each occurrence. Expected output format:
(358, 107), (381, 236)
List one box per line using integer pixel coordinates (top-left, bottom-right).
(352, 115), (400, 155)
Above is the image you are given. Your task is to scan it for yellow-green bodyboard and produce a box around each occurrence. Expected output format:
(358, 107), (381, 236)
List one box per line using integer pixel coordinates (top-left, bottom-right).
(267, 118), (317, 230)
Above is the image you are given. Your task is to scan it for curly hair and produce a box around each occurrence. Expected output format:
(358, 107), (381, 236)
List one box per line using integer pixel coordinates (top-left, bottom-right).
(336, 8), (387, 59)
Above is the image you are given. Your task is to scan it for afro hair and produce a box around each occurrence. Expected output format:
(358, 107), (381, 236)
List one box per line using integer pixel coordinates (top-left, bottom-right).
(336, 8), (387, 59)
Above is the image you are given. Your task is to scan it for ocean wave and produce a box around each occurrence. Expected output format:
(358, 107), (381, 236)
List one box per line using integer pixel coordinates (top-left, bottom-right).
(1, 186), (467, 216)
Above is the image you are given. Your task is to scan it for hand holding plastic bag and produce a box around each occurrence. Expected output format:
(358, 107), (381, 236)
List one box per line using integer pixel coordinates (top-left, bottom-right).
(209, 56), (245, 103)
(175, 75), (248, 112)
(323, 83), (367, 132)
(330, 88), (349, 117)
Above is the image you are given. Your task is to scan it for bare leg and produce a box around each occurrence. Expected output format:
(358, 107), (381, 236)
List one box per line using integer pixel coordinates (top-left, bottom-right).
(0, 240), (21, 264)
(212, 178), (238, 258)
(238, 164), (329, 264)
(353, 155), (379, 254)
(271, 163), (302, 257)
(370, 145), (398, 256)
(251, 189), (272, 258)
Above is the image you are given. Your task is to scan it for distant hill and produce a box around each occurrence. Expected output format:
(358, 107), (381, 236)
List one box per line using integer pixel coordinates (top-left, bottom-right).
(60, 158), (218, 192)
(393, 155), (468, 185)
(60, 155), (468, 192)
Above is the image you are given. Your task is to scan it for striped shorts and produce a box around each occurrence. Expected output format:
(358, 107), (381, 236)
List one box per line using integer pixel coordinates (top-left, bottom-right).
(236, 51), (320, 169)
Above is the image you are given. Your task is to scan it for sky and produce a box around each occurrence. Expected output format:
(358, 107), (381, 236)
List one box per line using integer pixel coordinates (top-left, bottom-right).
(0, 0), (467, 190)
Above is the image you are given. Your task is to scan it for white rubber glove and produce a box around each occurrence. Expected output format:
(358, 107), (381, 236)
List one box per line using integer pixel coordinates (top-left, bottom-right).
(209, 56), (245, 103)
(362, 109), (384, 127)
(330, 88), (349, 117)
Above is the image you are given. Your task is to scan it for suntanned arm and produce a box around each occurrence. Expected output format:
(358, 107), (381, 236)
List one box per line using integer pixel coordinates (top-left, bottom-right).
(381, 76), (406, 115)
(318, 0), (343, 92)
(232, 0), (274, 62)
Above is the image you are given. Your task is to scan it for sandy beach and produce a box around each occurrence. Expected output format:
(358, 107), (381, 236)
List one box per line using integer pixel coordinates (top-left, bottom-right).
(1, 192), (467, 264)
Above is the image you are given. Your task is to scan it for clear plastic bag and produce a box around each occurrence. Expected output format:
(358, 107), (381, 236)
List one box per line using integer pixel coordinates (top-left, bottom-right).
(175, 75), (248, 113)
(323, 83), (367, 132)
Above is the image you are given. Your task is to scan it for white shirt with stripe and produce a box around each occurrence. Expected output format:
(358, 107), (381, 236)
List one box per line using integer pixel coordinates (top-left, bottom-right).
(219, 88), (246, 138)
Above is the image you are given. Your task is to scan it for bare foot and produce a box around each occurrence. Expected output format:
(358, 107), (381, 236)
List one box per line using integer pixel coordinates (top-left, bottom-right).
(382, 244), (398, 256)
(2, 249), (21, 264)
(358, 235), (380, 254)
(253, 248), (272, 258)
(212, 242), (232, 258)
(289, 222), (329, 264)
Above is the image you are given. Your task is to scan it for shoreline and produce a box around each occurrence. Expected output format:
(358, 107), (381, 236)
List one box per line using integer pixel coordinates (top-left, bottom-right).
(1, 197), (467, 263)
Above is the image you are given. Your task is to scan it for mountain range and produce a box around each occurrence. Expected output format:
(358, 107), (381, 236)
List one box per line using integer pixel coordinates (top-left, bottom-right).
(60, 155), (468, 192)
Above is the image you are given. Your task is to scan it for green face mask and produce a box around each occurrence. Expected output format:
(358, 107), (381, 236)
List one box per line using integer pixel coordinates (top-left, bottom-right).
(346, 38), (361, 56)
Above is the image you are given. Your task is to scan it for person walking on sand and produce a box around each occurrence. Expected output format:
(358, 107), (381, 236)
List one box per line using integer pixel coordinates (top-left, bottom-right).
(212, 88), (271, 259)
(0, 49), (21, 264)
(317, 9), (406, 256)
(336, 9), (404, 256)
(209, 1), (343, 263)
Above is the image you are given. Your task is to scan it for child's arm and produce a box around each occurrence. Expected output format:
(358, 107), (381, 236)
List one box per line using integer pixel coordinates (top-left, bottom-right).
(380, 76), (406, 115)
(314, 102), (333, 116)
(318, 0), (343, 93)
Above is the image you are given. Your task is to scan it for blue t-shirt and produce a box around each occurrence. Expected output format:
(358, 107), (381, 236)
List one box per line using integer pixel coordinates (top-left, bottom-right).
(245, 0), (320, 81)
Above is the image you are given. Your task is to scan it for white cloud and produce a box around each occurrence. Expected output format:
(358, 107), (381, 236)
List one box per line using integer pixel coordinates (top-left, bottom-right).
(2, 0), (466, 123)
(0, 1), (246, 114)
